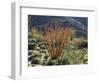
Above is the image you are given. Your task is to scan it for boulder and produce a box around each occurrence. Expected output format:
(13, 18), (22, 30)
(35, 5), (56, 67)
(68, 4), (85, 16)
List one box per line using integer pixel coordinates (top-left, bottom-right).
(31, 58), (41, 64)
(28, 38), (36, 42)
(28, 42), (36, 50)
(28, 50), (33, 56)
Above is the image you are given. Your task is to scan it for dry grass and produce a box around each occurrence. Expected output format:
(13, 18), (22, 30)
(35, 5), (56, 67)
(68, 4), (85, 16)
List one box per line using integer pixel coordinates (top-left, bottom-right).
(41, 23), (72, 59)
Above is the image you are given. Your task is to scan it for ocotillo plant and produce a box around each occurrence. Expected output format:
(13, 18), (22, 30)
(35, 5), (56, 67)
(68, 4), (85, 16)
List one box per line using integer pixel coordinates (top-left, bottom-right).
(41, 23), (72, 59)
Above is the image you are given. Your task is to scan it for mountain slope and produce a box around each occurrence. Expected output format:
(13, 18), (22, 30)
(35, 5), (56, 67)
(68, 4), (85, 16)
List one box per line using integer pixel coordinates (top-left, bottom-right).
(28, 15), (88, 38)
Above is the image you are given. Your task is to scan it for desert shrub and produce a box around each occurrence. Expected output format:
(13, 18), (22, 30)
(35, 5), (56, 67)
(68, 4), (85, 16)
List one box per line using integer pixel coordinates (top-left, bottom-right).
(67, 28), (76, 41)
(63, 48), (87, 64)
(41, 23), (72, 59)
(77, 41), (88, 49)
(28, 32), (33, 39)
(57, 54), (69, 65)
(83, 54), (88, 64)
(29, 27), (41, 40)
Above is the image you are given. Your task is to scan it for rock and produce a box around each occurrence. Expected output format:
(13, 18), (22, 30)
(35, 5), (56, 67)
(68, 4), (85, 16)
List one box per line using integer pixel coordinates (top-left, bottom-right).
(40, 45), (46, 49)
(32, 51), (42, 58)
(44, 55), (49, 59)
(28, 56), (33, 61)
(31, 58), (41, 64)
(41, 49), (49, 55)
(38, 42), (44, 47)
(78, 41), (88, 49)
(41, 53), (46, 57)
(28, 38), (36, 42)
(33, 51), (40, 54)
(35, 46), (41, 51)
(40, 49), (47, 54)
(28, 50), (33, 56)
(28, 42), (36, 50)
(35, 43), (39, 47)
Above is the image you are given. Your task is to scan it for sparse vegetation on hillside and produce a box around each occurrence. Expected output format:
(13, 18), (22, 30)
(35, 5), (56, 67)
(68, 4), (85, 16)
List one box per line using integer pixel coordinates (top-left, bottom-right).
(28, 15), (88, 67)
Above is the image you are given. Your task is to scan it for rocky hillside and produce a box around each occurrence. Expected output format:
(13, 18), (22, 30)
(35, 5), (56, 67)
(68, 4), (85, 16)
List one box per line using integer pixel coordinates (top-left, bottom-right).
(28, 15), (88, 38)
